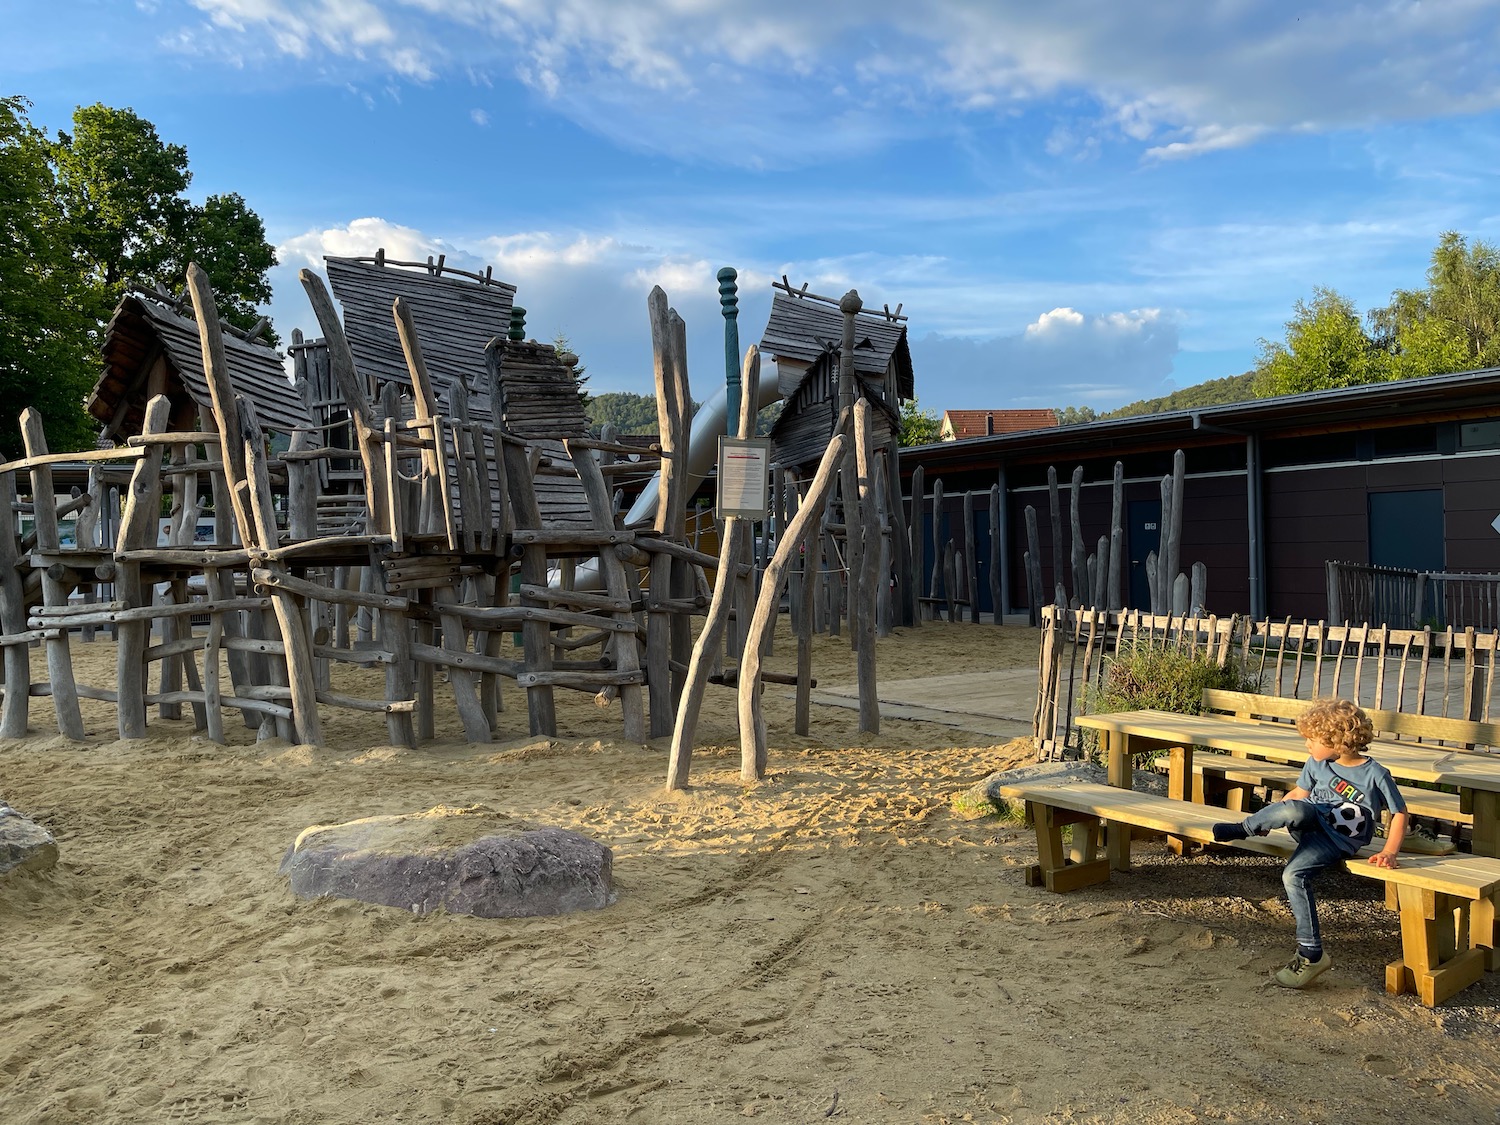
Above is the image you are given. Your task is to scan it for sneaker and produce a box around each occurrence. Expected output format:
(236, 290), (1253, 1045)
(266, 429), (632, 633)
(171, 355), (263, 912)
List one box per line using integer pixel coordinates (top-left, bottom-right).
(1399, 823), (1457, 856)
(1212, 822), (1249, 842)
(1274, 951), (1332, 989)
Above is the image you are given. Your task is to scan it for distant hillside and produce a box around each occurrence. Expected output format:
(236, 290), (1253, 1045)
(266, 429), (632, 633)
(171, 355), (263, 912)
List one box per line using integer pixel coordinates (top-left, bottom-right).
(1056, 371), (1257, 426)
(1106, 371), (1258, 418)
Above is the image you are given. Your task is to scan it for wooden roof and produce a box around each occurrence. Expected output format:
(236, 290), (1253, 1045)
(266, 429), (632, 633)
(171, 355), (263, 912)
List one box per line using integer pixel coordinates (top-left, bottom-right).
(759, 292), (914, 400)
(940, 409), (1058, 440)
(87, 293), (311, 438)
(326, 255), (517, 399)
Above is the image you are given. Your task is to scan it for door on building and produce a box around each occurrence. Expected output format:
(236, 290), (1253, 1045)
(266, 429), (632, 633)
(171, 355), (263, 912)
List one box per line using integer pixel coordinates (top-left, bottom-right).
(1127, 499), (1161, 611)
(1368, 490), (1444, 572)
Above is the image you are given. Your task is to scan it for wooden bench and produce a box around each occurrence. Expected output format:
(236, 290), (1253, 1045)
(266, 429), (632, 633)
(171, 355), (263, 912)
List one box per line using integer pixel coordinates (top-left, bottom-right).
(1151, 751), (1474, 829)
(996, 778), (1500, 1007)
(1202, 689), (1500, 751)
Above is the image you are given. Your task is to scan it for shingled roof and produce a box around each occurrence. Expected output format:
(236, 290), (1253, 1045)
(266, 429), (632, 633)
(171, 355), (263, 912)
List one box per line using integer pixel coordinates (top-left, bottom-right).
(940, 409), (1058, 440)
(88, 292), (311, 438)
(759, 291), (914, 400)
(325, 255), (517, 399)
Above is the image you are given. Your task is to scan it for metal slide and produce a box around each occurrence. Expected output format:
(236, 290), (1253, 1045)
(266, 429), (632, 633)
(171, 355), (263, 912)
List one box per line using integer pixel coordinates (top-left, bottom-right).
(564, 375), (782, 590)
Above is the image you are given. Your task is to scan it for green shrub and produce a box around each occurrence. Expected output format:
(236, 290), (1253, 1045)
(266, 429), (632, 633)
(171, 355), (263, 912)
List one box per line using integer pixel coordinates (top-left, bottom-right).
(1083, 642), (1262, 764)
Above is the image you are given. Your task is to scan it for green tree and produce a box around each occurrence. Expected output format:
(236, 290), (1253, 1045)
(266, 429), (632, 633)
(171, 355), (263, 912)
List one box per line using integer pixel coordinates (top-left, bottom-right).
(899, 397), (941, 446)
(552, 333), (590, 410)
(0, 97), (97, 453)
(1055, 405), (1097, 426)
(52, 103), (276, 335)
(1252, 287), (1389, 397)
(1370, 231), (1500, 376)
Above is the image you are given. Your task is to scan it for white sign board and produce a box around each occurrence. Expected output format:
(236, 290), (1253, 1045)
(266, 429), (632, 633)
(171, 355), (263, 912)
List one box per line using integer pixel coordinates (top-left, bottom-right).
(716, 437), (772, 519)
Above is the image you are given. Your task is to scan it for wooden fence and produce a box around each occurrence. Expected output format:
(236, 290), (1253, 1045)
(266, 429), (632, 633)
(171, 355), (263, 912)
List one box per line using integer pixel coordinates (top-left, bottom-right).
(1327, 559), (1500, 632)
(1036, 605), (1500, 758)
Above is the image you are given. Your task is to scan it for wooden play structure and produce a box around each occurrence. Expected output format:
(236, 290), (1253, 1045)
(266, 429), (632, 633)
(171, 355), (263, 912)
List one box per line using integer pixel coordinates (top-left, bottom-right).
(0, 258), (896, 787)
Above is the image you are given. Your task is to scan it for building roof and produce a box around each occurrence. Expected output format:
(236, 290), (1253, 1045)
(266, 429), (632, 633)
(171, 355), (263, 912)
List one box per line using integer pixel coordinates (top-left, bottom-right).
(326, 254), (517, 400)
(940, 409), (1058, 440)
(759, 291), (914, 400)
(903, 365), (1500, 473)
(88, 292), (311, 438)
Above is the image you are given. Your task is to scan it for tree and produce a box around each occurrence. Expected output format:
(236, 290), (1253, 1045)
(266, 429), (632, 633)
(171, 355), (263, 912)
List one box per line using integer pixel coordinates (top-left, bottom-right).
(899, 397), (941, 446)
(1055, 405), (1097, 426)
(1369, 231), (1500, 377)
(1252, 287), (1389, 397)
(52, 103), (277, 335)
(0, 97), (97, 453)
(552, 333), (590, 410)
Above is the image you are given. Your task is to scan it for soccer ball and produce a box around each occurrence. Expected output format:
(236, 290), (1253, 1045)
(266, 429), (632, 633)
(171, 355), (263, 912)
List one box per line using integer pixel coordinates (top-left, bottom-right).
(1328, 802), (1367, 838)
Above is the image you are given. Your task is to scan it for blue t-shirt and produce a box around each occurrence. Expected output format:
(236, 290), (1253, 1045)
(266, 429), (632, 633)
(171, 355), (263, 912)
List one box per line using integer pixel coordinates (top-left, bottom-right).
(1296, 756), (1407, 854)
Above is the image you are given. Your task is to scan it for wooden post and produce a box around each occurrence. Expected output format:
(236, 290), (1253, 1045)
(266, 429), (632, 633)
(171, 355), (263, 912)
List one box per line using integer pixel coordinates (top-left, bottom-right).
(20, 410), (85, 739)
(1025, 505), (1043, 628)
(964, 489), (979, 624)
(887, 437), (912, 628)
(742, 430), (847, 780)
(1069, 466), (1086, 607)
(1166, 449), (1185, 600)
(239, 398), (323, 746)
(929, 477), (945, 618)
(647, 287), (686, 736)
(908, 463), (925, 629)
(668, 344), (762, 787)
(1047, 466), (1063, 603)
(115, 397), (171, 740)
(853, 399), (880, 733)
(1108, 461), (1125, 612)
(875, 458), (893, 638)
(0, 467), (30, 738)
(989, 484), (1003, 624)
(718, 266), (742, 447)
(837, 290), (864, 659)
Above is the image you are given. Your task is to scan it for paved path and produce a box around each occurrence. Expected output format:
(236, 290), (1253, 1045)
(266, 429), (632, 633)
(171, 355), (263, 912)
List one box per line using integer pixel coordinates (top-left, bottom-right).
(802, 668), (1038, 739)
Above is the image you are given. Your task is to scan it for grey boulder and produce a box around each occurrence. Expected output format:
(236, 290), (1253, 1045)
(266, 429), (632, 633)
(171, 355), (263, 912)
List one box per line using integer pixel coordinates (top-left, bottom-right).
(280, 804), (613, 917)
(0, 801), (58, 876)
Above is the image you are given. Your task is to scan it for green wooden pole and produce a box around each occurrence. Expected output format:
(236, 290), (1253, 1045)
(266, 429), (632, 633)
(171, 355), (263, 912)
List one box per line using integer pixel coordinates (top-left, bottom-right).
(718, 267), (741, 436)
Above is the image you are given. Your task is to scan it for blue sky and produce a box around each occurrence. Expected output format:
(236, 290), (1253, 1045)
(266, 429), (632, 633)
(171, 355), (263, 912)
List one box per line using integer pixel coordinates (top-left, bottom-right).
(6, 1), (1500, 413)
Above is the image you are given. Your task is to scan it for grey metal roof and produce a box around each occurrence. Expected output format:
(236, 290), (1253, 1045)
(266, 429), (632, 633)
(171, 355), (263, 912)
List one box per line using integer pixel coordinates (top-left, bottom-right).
(759, 291), (914, 398)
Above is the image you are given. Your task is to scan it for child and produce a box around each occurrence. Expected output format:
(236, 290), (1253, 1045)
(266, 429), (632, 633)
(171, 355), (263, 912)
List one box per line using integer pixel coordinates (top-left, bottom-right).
(1212, 698), (1408, 989)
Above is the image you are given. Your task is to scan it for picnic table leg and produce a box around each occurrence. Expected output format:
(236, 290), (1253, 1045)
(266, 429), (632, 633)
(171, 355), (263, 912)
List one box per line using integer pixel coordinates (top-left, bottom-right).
(1026, 802), (1110, 893)
(1465, 789), (1499, 859)
(1385, 885), (1487, 1006)
(1106, 731), (1133, 871)
(1167, 743), (1195, 856)
(1471, 893), (1498, 972)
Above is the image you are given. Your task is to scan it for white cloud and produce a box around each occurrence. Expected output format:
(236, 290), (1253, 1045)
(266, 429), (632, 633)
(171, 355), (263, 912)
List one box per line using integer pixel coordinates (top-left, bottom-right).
(172, 1), (1500, 164)
(469, 107), (489, 126)
(912, 307), (1179, 411)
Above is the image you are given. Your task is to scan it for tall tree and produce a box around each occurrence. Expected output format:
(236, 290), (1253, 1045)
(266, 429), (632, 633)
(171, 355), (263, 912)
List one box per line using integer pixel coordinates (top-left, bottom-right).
(1253, 287), (1389, 397)
(1370, 231), (1500, 375)
(52, 103), (277, 335)
(0, 97), (97, 452)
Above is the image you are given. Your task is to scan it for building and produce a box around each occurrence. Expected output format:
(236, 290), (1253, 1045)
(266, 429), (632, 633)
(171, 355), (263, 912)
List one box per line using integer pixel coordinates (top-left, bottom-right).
(939, 409), (1057, 441)
(902, 368), (1500, 624)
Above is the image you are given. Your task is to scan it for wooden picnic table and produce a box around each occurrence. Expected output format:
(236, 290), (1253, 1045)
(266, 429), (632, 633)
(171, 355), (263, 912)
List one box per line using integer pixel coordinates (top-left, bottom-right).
(1075, 709), (1500, 863)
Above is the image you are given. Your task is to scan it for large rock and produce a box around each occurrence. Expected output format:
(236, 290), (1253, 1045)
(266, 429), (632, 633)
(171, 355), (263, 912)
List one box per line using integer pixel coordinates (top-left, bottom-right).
(0, 801), (58, 876)
(279, 804), (614, 917)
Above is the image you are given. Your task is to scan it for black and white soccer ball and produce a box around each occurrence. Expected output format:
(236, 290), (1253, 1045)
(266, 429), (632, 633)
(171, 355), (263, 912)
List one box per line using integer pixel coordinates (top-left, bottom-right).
(1328, 802), (1367, 838)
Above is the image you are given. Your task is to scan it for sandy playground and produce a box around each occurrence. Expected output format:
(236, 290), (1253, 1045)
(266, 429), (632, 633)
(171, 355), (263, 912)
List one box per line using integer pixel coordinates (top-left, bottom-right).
(2, 620), (1499, 1125)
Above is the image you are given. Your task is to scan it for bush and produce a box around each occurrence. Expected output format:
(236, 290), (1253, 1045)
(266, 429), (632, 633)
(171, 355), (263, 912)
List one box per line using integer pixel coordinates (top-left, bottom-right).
(1083, 642), (1262, 764)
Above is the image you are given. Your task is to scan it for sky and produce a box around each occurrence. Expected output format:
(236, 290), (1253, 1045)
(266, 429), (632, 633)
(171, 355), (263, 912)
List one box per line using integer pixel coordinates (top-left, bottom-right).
(6, 1), (1500, 414)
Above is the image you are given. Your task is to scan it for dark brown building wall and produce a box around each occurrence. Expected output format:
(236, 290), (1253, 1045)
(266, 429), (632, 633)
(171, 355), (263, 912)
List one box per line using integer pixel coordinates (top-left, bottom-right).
(1443, 453), (1500, 573)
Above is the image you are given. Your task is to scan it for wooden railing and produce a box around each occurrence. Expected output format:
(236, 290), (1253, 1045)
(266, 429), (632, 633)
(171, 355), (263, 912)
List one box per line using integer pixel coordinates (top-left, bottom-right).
(1037, 606), (1500, 758)
(1327, 559), (1500, 632)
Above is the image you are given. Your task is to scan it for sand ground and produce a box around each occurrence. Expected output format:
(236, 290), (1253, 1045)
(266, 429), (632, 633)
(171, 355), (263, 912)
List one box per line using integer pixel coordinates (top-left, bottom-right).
(2, 620), (1498, 1125)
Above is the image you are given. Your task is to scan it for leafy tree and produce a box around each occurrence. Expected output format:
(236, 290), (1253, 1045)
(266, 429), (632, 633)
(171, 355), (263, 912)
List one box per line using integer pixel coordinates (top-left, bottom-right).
(1370, 231), (1500, 376)
(899, 397), (941, 446)
(1055, 405), (1097, 426)
(1105, 371), (1258, 418)
(586, 391), (661, 435)
(0, 97), (97, 453)
(52, 103), (276, 335)
(1252, 287), (1389, 397)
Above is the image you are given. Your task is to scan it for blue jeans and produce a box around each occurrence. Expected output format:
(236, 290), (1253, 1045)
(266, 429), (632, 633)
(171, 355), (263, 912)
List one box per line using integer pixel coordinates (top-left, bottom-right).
(1240, 799), (1347, 953)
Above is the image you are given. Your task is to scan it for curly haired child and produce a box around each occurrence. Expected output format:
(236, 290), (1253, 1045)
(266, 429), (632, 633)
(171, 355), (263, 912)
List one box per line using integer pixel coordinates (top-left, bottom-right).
(1213, 698), (1407, 989)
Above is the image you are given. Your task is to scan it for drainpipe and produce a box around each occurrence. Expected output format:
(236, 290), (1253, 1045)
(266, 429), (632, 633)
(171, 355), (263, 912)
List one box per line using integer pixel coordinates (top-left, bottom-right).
(1246, 433), (1265, 619)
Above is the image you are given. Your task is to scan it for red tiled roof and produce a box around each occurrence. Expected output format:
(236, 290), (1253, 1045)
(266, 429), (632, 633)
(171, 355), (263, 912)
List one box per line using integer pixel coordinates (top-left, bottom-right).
(940, 409), (1057, 439)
